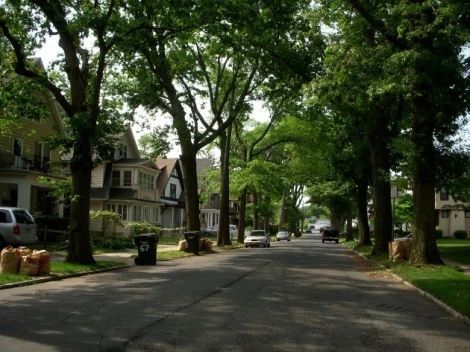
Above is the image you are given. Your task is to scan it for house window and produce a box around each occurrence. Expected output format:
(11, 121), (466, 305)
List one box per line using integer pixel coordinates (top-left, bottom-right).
(465, 211), (470, 218)
(441, 210), (449, 218)
(139, 172), (155, 191)
(440, 189), (449, 201)
(107, 203), (128, 221)
(34, 143), (51, 172)
(123, 171), (132, 186)
(170, 183), (177, 199)
(13, 138), (22, 156)
(144, 207), (151, 222)
(112, 171), (120, 186)
(118, 144), (127, 159)
(134, 205), (142, 221)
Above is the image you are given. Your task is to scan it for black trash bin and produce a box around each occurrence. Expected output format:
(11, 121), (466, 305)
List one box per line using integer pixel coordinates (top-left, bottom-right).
(184, 231), (201, 255)
(134, 233), (158, 265)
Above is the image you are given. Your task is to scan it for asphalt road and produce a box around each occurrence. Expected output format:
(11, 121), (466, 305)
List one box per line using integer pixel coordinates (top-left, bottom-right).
(0, 234), (469, 352)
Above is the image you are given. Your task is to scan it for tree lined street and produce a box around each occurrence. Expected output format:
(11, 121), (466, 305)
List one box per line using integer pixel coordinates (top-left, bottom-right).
(0, 237), (468, 351)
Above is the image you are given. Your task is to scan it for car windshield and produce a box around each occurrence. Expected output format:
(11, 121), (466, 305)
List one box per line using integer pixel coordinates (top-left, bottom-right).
(12, 210), (34, 224)
(250, 231), (265, 236)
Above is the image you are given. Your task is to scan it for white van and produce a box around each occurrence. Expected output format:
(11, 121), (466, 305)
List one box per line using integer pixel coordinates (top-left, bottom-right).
(0, 207), (38, 248)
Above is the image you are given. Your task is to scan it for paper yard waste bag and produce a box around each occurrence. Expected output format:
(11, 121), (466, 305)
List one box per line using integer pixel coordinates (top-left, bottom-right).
(178, 239), (188, 251)
(33, 250), (51, 276)
(0, 246), (20, 274)
(19, 255), (39, 276)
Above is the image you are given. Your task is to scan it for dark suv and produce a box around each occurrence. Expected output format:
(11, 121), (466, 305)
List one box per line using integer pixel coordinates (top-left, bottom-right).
(321, 226), (339, 243)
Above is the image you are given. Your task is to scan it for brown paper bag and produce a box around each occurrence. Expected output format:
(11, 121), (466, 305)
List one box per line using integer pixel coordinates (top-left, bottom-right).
(33, 250), (51, 276)
(0, 246), (20, 274)
(19, 255), (39, 276)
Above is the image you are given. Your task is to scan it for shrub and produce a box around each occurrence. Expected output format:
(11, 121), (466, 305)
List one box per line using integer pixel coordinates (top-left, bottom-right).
(454, 230), (467, 239)
(94, 237), (134, 250)
(434, 229), (444, 239)
(125, 221), (161, 236)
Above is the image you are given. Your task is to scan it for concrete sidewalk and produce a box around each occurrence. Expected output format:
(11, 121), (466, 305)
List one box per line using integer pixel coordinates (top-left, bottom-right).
(443, 258), (470, 275)
(50, 243), (179, 265)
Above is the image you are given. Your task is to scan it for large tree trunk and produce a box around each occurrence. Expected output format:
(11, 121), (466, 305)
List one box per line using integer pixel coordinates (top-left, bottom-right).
(237, 187), (247, 243)
(368, 117), (393, 255)
(279, 191), (287, 228)
(356, 175), (371, 245)
(409, 93), (442, 264)
(66, 140), (95, 264)
(180, 147), (201, 231)
(217, 126), (232, 246)
(345, 200), (354, 241)
(253, 191), (260, 229)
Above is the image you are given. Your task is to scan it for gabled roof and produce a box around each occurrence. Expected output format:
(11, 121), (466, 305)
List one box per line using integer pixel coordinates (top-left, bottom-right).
(90, 162), (113, 199)
(155, 158), (184, 198)
(114, 158), (159, 171)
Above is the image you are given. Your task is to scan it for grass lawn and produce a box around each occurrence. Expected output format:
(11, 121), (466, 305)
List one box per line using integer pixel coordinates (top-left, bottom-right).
(157, 250), (193, 261)
(343, 240), (470, 318)
(0, 261), (125, 286)
(437, 239), (470, 265)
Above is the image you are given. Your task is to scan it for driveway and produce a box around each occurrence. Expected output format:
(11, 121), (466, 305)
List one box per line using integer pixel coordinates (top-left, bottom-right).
(0, 235), (468, 351)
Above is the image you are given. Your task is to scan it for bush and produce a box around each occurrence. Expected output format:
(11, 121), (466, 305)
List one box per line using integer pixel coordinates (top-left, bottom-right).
(454, 230), (468, 239)
(434, 229), (444, 239)
(93, 237), (134, 250)
(125, 221), (161, 236)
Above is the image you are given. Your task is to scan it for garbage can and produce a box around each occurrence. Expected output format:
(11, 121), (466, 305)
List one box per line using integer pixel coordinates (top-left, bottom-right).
(134, 233), (158, 265)
(184, 231), (201, 255)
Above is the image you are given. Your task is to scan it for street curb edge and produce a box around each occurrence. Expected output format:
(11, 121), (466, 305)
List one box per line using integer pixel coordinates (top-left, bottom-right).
(350, 248), (470, 327)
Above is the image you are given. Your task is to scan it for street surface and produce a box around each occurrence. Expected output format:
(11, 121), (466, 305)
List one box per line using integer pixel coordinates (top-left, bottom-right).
(0, 234), (469, 351)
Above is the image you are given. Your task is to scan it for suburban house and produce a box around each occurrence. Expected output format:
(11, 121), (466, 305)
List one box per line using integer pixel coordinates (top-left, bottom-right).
(155, 158), (185, 228)
(196, 158), (240, 228)
(0, 85), (67, 217)
(435, 188), (470, 237)
(89, 127), (161, 235)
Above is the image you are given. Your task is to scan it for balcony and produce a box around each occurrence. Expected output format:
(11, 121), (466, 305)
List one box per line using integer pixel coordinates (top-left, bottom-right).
(0, 152), (50, 173)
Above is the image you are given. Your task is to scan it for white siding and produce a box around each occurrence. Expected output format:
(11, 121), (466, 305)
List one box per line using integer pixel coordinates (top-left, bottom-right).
(91, 163), (105, 187)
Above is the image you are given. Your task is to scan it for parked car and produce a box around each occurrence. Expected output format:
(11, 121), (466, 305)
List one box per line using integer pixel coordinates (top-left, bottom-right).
(202, 224), (238, 240)
(0, 207), (38, 248)
(244, 229), (271, 248)
(276, 230), (291, 241)
(321, 226), (339, 243)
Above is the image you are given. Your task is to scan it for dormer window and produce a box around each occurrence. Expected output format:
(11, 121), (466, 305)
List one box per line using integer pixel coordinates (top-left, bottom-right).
(170, 183), (176, 199)
(440, 188), (449, 201)
(118, 144), (127, 159)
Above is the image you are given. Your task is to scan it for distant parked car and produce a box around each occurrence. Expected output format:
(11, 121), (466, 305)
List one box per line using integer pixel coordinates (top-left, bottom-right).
(0, 207), (38, 248)
(321, 226), (339, 243)
(202, 224), (238, 240)
(244, 230), (271, 248)
(276, 230), (291, 241)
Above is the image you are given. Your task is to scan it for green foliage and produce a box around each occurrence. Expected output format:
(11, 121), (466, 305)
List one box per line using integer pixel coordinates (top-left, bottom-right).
(90, 211), (123, 226)
(453, 230), (468, 240)
(37, 177), (72, 201)
(138, 126), (172, 159)
(392, 193), (413, 229)
(93, 237), (134, 250)
(125, 222), (161, 236)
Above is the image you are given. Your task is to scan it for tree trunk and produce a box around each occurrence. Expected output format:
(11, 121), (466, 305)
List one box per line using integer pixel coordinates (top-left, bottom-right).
(237, 187), (247, 243)
(279, 191), (287, 228)
(66, 141), (95, 264)
(368, 118), (393, 255)
(180, 147), (201, 231)
(253, 191), (260, 229)
(356, 175), (371, 245)
(345, 201), (354, 241)
(217, 126), (232, 246)
(409, 93), (442, 264)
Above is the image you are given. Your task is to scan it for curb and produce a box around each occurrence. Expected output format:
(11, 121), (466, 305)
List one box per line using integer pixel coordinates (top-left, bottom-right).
(350, 248), (470, 327)
(0, 264), (130, 290)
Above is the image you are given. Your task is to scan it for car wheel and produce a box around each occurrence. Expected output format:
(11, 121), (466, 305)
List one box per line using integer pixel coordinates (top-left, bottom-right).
(336, 240), (339, 243)
(267, 243), (271, 248)
(245, 244), (248, 248)
(287, 239), (291, 242)
(322, 239), (325, 243)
